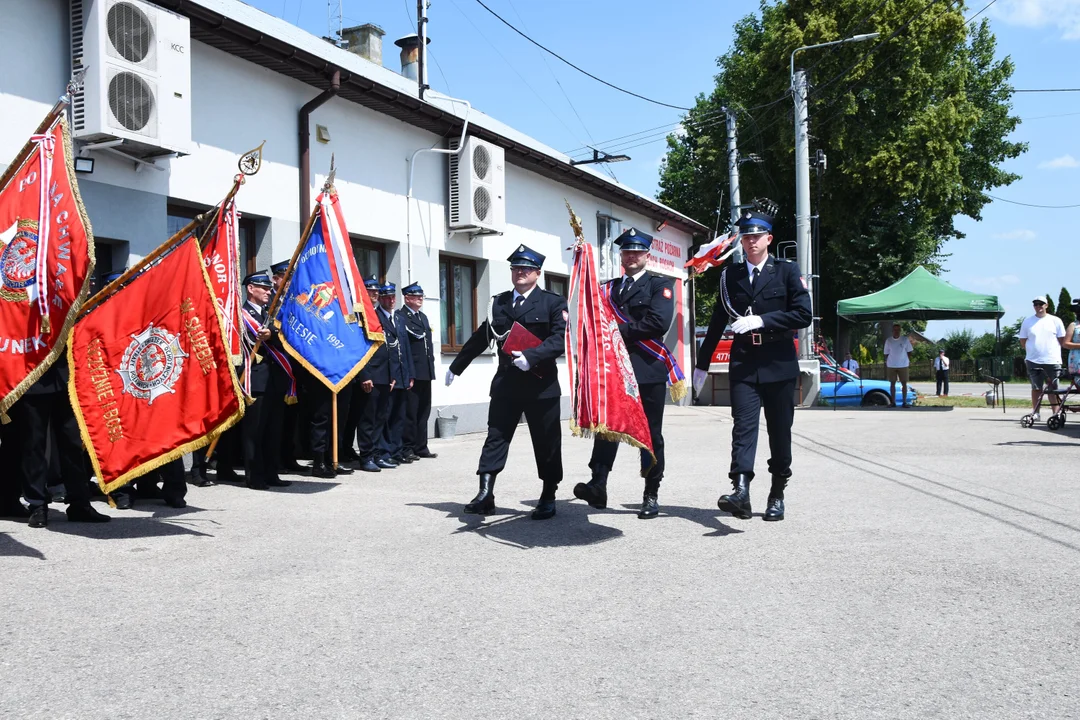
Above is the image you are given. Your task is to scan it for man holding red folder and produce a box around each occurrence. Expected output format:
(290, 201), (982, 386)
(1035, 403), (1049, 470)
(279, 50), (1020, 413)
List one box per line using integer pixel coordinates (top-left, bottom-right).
(446, 245), (568, 520)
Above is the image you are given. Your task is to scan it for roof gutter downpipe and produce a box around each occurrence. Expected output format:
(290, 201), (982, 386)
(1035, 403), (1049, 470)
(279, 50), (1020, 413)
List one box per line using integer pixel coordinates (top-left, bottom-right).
(299, 69), (341, 222)
(406, 91), (471, 284)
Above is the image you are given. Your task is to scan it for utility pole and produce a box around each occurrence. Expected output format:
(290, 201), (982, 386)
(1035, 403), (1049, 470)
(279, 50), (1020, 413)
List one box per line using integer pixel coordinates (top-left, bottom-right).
(793, 68), (812, 359)
(725, 107), (745, 264)
(328, 0), (342, 45)
(417, 0), (428, 100)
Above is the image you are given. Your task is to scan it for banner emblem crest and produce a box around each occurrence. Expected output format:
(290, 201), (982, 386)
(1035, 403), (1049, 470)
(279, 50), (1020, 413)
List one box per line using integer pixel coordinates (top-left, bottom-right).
(116, 323), (188, 404)
(0, 219), (40, 302)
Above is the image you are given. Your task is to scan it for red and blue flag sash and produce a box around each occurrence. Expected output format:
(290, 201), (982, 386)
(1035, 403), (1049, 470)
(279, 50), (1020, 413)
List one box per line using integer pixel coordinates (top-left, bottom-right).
(601, 282), (688, 402)
(241, 307), (297, 404)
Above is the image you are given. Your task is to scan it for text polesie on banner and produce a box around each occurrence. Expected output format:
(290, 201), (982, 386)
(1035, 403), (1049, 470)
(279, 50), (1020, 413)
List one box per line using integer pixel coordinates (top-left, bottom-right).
(564, 202), (654, 473)
(274, 184), (383, 391)
(0, 113), (94, 418)
(68, 235), (244, 493)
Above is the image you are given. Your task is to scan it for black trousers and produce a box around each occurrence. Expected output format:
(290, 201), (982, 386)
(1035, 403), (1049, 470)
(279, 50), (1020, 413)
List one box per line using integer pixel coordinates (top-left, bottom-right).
(936, 370), (950, 396)
(379, 388), (408, 459)
(729, 377), (797, 480)
(114, 457), (187, 503)
(589, 381), (666, 489)
(342, 378), (366, 456)
(403, 379), (433, 455)
(242, 364), (290, 483)
(477, 395), (562, 484)
(0, 420), (22, 506)
(307, 379), (353, 460)
(357, 383), (391, 461)
(8, 391), (91, 509)
(280, 391), (302, 465)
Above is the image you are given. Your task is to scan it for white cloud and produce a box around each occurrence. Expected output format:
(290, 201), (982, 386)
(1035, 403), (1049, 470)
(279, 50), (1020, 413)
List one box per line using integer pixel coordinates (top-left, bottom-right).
(1038, 154), (1080, 169)
(992, 229), (1037, 241)
(993, 0), (1080, 39)
(970, 275), (1021, 290)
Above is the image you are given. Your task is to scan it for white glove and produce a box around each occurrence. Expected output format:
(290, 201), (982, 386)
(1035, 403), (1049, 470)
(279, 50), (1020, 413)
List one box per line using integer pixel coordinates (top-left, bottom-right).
(445, 369), (456, 386)
(693, 368), (708, 394)
(731, 315), (764, 334)
(511, 350), (531, 372)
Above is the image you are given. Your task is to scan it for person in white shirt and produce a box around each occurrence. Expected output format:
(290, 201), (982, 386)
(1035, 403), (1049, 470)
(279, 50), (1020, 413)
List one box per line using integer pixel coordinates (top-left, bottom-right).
(883, 324), (913, 407)
(841, 352), (860, 375)
(933, 349), (950, 396)
(1019, 295), (1066, 420)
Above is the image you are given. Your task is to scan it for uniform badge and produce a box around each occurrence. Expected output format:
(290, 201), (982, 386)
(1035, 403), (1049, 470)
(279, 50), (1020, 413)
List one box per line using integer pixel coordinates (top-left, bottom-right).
(0, 219), (40, 303)
(662, 287), (672, 300)
(518, 245), (525, 252)
(116, 323), (188, 405)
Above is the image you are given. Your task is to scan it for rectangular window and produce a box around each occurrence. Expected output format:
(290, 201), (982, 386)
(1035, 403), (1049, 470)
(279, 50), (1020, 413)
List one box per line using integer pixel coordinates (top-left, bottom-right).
(596, 213), (621, 281)
(351, 237), (386, 282)
(439, 255), (477, 352)
(545, 273), (568, 298)
(167, 203), (257, 275)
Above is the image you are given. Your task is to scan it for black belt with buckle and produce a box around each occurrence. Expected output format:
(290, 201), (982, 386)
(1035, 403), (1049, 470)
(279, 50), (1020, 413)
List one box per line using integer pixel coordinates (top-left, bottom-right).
(744, 330), (795, 346)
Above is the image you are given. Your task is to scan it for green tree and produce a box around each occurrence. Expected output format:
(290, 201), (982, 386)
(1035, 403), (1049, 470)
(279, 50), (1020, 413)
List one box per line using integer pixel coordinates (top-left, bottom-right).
(659, 1), (1025, 333)
(970, 331), (997, 359)
(942, 328), (975, 360)
(1046, 294), (1056, 316)
(1057, 287), (1075, 327)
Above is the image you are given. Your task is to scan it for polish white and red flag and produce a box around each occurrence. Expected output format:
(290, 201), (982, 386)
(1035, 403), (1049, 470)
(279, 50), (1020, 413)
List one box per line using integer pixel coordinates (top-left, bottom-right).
(684, 230), (738, 275)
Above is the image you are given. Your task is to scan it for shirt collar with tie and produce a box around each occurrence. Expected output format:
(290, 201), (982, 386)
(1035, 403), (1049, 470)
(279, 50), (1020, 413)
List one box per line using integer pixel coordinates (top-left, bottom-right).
(746, 257), (767, 284)
(512, 286), (536, 307)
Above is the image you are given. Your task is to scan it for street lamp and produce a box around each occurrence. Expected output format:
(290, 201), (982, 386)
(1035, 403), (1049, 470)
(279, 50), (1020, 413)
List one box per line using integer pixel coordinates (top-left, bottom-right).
(570, 148), (631, 166)
(789, 32), (879, 360)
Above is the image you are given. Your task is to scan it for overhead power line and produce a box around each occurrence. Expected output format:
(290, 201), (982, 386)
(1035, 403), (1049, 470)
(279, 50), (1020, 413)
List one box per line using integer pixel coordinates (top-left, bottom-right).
(1015, 88), (1080, 93)
(471, 0), (692, 110)
(986, 194), (1080, 209)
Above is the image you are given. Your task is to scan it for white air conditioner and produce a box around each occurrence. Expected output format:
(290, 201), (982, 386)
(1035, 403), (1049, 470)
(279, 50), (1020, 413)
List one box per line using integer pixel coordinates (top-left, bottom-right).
(449, 136), (505, 234)
(71, 0), (192, 158)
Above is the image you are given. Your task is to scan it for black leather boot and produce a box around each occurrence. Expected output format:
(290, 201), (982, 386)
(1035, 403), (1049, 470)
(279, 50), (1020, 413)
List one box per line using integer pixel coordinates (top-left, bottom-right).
(638, 478), (660, 519)
(532, 480), (558, 520)
(764, 475), (787, 522)
(718, 473), (753, 519)
(464, 473), (496, 515)
(573, 469), (608, 509)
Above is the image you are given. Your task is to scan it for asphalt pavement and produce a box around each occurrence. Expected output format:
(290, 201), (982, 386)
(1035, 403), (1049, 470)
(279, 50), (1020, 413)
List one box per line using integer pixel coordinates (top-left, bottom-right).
(2, 404), (1078, 719)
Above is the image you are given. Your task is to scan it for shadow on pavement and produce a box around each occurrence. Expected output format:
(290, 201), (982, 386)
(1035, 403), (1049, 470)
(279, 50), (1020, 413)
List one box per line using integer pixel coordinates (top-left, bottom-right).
(270, 480), (340, 494)
(996, 439), (1080, 447)
(616, 503), (746, 537)
(0, 531), (46, 559)
(408, 501), (624, 549)
(46, 514), (216, 539)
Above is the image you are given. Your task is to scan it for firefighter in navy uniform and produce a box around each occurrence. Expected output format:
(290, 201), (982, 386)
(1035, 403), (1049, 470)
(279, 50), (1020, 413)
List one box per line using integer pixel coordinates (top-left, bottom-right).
(694, 205), (812, 521)
(271, 259), (307, 474)
(375, 283), (415, 465)
(446, 245), (567, 520)
(356, 280), (406, 472)
(399, 283), (438, 460)
(574, 228), (676, 519)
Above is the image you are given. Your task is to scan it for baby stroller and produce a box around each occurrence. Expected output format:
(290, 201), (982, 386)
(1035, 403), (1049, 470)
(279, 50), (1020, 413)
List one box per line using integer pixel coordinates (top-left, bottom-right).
(1020, 368), (1080, 430)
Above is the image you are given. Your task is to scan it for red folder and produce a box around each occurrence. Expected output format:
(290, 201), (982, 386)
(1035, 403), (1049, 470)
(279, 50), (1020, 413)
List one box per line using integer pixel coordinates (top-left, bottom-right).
(502, 322), (542, 354)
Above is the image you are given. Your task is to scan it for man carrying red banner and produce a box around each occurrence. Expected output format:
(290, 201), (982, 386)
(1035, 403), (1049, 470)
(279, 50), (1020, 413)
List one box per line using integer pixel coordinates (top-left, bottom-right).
(574, 228), (681, 519)
(446, 245), (567, 520)
(68, 234), (244, 496)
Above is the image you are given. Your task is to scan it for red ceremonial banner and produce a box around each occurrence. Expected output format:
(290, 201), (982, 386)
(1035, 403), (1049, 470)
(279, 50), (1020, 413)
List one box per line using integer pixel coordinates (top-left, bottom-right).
(200, 199), (244, 364)
(565, 205), (654, 472)
(0, 114), (94, 417)
(68, 235), (244, 492)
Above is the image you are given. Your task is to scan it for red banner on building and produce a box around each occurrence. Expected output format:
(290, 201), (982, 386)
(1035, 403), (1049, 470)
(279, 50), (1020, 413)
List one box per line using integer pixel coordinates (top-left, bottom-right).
(68, 235), (243, 493)
(0, 114), (94, 417)
(565, 205), (654, 472)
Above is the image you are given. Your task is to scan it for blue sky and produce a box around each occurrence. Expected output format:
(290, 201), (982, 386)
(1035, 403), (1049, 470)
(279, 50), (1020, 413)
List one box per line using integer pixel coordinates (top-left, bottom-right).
(249, 0), (1079, 339)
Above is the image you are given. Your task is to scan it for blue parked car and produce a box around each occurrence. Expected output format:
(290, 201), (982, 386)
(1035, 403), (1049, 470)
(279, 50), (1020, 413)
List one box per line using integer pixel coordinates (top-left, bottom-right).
(819, 355), (918, 407)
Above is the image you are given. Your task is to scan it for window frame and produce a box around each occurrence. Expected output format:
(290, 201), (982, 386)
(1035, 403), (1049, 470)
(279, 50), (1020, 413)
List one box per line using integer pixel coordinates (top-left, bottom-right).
(350, 236), (386, 283)
(439, 254), (479, 353)
(167, 203), (258, 275)
(544, 272), (569, 298)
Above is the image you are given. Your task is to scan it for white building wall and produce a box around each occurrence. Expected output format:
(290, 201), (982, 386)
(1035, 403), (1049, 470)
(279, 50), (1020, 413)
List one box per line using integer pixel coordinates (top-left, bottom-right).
(0, 0), (695, 434)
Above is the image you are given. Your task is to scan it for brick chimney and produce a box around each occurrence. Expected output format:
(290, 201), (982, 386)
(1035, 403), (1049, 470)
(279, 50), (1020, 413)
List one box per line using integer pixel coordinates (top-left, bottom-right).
(342, 23), (385, 65)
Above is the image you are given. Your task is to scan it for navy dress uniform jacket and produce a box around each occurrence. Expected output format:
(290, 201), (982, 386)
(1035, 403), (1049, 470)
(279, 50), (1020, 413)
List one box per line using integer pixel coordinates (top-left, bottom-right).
(449, 288), (567, 400)
(695, 257), (812, 384)
(361, 308), (414, 387)
(242, 300), (273, 395)
(607, 272), (676, 385)
(400, 308), (436, 381)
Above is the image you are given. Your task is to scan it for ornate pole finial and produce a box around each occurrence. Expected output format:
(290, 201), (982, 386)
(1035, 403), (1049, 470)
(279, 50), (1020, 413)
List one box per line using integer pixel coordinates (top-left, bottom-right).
(323, 153), (337, 191)
(565, 200), (584, 246)
(238, 140), (266, 176)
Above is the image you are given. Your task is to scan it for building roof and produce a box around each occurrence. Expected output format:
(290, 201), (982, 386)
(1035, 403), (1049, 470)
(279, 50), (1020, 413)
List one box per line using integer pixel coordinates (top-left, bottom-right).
(154, 0), (709, 236)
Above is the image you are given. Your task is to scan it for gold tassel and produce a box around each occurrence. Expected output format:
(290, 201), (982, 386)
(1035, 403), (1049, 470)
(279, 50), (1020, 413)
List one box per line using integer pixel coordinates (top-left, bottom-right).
(40, 314), (51, 335)
(244, 394), (256, 406)
(285, 394), (298, 405)
(105, 492), (117, 509)
(0, 413), (9, 425)
(668, 379), (688, 403)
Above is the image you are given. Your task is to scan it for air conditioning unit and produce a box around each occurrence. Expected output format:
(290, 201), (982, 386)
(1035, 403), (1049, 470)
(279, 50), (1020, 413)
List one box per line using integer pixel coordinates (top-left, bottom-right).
(71, 0), (192, 158)
(449, 136), (505, 234)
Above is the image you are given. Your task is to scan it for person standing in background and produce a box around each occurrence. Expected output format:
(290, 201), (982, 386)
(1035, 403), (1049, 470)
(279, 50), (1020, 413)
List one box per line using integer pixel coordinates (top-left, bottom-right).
(841, 352), (860, 375)
(933, 349), (950, 397)
(884, 324), (913, 408)
(1020, 295), (1066, 421)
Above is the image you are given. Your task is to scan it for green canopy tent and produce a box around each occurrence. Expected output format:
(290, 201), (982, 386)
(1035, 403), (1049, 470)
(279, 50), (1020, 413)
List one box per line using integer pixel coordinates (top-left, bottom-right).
(831, 266), (1006, 409)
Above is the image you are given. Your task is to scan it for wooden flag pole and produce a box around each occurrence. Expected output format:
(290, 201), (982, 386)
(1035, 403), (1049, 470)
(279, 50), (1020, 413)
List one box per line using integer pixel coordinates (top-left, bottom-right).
(332, 391), (339, 470)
